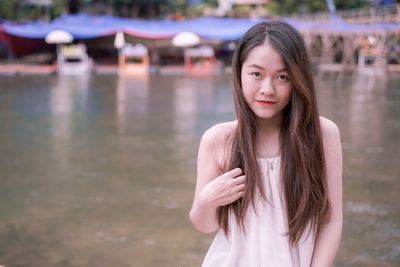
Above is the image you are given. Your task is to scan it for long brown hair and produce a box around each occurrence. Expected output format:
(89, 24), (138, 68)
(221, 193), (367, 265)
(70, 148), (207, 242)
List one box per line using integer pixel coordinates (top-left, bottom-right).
(217, 21), (331, 246)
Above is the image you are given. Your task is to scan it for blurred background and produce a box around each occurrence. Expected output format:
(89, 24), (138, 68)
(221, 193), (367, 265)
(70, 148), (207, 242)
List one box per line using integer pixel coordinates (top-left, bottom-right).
(0, 1), (399, 267)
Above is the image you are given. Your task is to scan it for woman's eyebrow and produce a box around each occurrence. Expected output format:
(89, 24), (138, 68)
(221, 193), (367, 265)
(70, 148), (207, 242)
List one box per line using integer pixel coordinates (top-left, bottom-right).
(247, 63), (264, 70)
(276, 68), (288, 72)
(247, 64), (287, 73)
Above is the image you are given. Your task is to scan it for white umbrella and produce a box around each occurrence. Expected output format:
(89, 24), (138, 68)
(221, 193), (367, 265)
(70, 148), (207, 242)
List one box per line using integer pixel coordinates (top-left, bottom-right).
(45, 30), (73, 44)
(172, 32), (200, 47)
(114, 31), (126, 50)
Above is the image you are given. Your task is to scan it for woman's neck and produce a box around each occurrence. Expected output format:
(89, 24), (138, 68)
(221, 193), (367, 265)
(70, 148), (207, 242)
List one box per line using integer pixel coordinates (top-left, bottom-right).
(256, 112), (283, 135)
(256, 116), (282, 158)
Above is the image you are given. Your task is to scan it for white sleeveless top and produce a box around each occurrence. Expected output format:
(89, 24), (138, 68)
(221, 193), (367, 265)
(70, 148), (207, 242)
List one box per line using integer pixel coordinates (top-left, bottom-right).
(202, 157), (316, 267)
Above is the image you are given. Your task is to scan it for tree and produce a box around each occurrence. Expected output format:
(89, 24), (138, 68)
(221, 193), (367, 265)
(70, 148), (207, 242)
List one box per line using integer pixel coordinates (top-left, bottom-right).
(109, 0), (190, 19)
(267, 0), (370, 15)
(67, 0), (80, 14)
(0, 0), (20, 20)
(335, 0), (369, 10)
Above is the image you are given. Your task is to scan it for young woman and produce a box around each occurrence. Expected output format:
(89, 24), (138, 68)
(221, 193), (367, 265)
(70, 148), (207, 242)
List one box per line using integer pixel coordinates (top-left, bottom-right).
(189, 21), (343, 267)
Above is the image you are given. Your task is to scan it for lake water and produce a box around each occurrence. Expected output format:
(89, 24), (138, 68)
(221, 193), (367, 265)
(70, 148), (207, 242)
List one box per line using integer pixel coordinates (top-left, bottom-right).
(0, 72), (399, 266)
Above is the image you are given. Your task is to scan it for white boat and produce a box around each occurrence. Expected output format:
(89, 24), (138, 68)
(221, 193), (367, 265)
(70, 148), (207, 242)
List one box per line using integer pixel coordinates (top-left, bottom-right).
(184, 45), (219, 75)
(57, 44), (93, 75)
(119, 43), (149, 75)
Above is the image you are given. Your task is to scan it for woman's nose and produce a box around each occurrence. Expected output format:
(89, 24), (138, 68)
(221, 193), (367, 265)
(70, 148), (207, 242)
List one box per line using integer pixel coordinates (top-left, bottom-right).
(260, 78), (275, 95)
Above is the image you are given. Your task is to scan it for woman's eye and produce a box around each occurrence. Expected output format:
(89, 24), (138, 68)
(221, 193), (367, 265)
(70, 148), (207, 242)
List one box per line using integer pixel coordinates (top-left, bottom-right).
(250, 72), (262, 78)
(277, 74), (289, 81)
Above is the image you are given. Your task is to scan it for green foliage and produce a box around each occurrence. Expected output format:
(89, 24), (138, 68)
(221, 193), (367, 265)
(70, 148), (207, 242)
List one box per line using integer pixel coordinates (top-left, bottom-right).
(335, 0), (370, 10)
(0, 0), (20, 20)
(191, 3), (207, 16)
(203, 0), (218, 8)
(191, 1), (220, 17)
(51, 0), (67, 18)
(266, 0), (301, 15)
(232, 5), (252, 17)
(0, 0), (375, 21)
(267, 0), (370, 15)
(307, 0), (328, 13)
(109, 0), (189, 18)
(0, 0), (52, 21)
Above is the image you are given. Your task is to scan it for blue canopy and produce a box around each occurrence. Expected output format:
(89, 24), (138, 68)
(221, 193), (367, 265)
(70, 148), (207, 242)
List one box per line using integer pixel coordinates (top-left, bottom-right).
(1, 13), (399, 41)
(0, 14), (265, 41)
(0, 14), (398, 56)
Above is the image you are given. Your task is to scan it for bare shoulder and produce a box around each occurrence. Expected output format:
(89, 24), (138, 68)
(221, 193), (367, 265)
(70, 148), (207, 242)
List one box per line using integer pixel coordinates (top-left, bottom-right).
(201, 120), (237, 147)
(319, 116), (340, 141)
(319, 116), (342, 160)
(200, 120), (237, 170)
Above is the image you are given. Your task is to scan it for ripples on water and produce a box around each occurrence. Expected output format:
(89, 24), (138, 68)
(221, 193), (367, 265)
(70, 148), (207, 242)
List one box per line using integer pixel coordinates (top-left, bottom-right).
(0, 73), (399, 266)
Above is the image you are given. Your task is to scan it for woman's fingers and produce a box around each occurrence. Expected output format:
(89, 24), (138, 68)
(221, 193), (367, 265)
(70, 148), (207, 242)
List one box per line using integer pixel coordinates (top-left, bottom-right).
(233, 175), (246, 184)
(225, 168), (242, 178)
(236, 183), (246, 192)
(230, 183), (245, 194)
(209, 169), (246, 206)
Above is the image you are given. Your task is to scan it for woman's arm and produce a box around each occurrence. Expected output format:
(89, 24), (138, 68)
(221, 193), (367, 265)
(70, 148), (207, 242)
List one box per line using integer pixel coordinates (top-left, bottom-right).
(311, 118), (343, 267)
(189, 124), (245, 234)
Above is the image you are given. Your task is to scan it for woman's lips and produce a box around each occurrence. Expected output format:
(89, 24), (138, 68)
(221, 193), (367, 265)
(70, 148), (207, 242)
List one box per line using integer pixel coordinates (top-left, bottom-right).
(256, 100), (276, 106)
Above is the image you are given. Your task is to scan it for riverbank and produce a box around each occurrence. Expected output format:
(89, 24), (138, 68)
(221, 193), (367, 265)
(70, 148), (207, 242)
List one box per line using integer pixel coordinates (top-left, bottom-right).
(0, 63), (231, 76)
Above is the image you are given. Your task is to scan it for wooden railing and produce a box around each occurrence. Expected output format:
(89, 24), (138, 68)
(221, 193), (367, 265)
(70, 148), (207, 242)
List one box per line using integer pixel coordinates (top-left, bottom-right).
(292, 4), (400, 23)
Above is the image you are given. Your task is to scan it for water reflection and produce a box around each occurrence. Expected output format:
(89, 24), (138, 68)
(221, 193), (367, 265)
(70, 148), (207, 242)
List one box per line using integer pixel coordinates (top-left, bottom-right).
(49, 74), (91, 179)
(349, 74), (387, 149)
(173, 78), (197, 132)
(316, 73), (399, 267)
(0, 73), (398, 266)
(50, 74), (91, 138)
(116, 73), (149, 135)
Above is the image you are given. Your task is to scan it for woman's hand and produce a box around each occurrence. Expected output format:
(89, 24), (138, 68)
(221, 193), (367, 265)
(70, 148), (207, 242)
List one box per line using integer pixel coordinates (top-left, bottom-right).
(198, 168), (246, 209)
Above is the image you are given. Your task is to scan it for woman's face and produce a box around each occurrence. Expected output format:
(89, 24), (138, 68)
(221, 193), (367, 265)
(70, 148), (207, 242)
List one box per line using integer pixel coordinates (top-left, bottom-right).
(241, 42), (292, 123)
